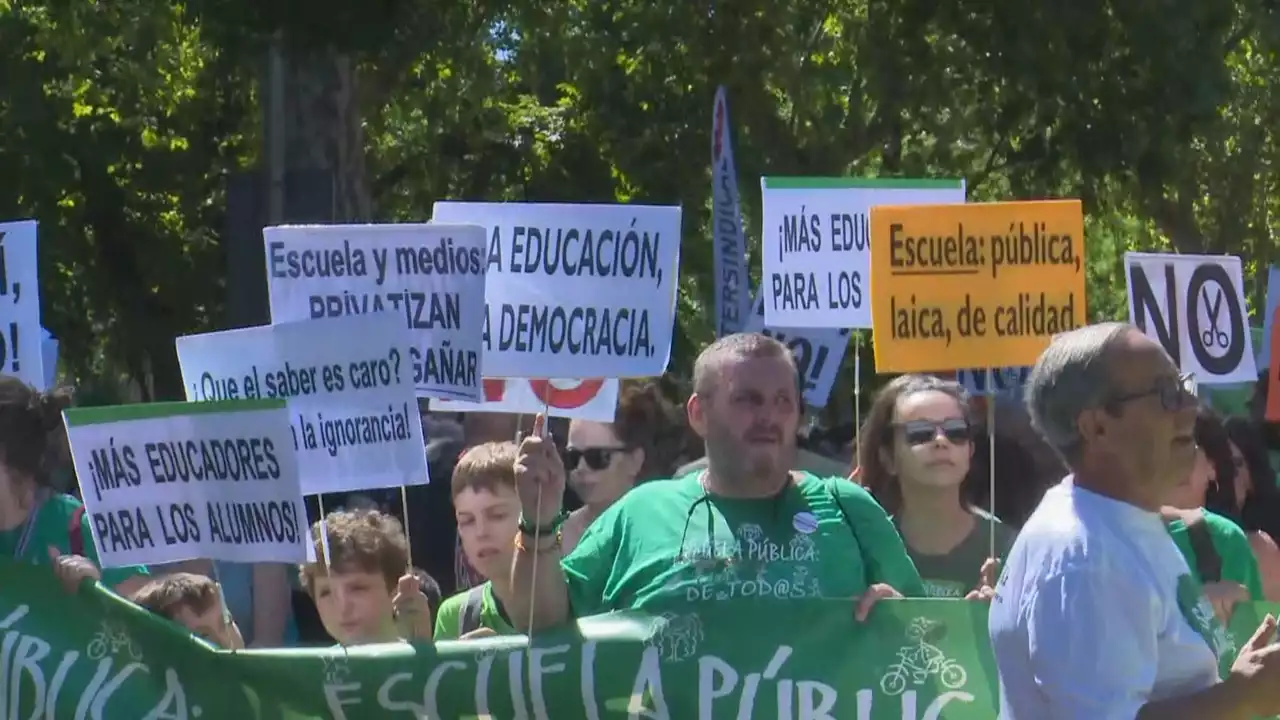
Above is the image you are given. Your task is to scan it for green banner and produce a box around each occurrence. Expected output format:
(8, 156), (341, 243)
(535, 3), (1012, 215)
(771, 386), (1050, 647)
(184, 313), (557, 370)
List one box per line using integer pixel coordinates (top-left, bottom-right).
(2, 558), (1274, 719)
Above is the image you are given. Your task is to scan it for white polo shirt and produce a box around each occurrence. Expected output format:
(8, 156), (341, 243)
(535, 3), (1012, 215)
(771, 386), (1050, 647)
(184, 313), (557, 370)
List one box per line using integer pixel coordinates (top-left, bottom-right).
(988, 478), (1222, 719)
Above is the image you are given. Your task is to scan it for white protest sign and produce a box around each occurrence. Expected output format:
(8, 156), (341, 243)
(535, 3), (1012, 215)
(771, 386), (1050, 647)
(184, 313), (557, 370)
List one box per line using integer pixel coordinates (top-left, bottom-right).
(263, 223), (488, 402)
(1125, 252), (1257, 384)
(176, 313), (428, 496)
(760, 178), (966, 328)
(0, 221), (43, 388)
(430, 202), (681, 379)
(63, 399), (307, 567)
(433, 377), (619, 422)
(956, 367), (1031, 400)
(742, 292), (849, 407)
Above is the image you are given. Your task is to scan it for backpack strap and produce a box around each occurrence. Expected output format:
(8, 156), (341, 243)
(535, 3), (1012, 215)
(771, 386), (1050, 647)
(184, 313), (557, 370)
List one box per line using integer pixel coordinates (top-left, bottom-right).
(1185, 509), (1222, 583)
(68, 501), (86, 557)
(458, 585), (486, 637)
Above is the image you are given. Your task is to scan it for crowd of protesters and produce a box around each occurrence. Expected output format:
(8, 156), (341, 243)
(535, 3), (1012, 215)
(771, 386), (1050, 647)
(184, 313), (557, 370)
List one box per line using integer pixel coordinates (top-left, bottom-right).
(10, 326), (1280, 716)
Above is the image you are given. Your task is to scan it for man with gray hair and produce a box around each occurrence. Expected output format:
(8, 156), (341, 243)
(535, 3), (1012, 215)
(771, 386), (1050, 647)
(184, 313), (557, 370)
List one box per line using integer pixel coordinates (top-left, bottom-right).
(989, 322), (1280, 719)
(502, 332), (924, 634)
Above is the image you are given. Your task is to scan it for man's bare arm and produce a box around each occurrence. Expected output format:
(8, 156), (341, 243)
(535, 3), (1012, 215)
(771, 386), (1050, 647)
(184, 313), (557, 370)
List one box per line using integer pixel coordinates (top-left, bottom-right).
(507, 538), (571, 633)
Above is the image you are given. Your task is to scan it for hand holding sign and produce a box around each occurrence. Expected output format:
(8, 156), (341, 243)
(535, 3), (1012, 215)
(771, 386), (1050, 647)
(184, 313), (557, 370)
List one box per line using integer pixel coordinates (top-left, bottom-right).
(392, 574), (432, 641)
(48, 546), (101, 594)
(963, 558), (999, 603)
(514, 414), (565, 526)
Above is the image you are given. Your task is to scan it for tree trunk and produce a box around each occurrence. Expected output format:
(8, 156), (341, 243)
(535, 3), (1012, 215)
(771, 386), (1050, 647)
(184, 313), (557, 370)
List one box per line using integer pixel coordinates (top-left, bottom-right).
(281, 43), (372, 222)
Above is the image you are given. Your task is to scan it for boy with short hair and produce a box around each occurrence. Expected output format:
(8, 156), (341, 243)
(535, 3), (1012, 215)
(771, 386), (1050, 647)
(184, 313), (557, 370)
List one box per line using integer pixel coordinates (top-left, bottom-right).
(298, 509), (435, 645)
(434, 441), (523, 640)
(131, 572), (245, 649)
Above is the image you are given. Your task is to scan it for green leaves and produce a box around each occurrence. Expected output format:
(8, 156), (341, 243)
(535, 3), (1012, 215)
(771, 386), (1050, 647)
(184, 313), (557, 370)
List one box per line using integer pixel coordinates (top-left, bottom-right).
(2, 0), (1277, 412)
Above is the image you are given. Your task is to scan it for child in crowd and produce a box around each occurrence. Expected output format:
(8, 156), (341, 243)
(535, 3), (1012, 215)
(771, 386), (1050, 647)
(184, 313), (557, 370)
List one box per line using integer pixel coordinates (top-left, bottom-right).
(434, 442), (522, 640)
(131, 572), (245, 649)
(298, 508), (439, 645)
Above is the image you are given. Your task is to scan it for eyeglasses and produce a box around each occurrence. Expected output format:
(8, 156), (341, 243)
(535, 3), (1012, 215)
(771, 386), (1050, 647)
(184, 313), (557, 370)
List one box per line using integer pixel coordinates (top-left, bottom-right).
(562, 447), (626, 471)
(1106, 372), (1198, 413)
(896, 418), (972, 447)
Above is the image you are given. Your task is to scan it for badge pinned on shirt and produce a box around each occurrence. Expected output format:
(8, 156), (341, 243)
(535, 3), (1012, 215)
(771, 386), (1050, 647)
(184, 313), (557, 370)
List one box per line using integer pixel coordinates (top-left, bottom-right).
(793, 511), (819, 534)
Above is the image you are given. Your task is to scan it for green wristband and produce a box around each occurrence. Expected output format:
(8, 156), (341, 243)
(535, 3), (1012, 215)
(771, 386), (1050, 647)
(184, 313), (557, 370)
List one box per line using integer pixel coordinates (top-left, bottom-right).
(518, 511), (568, 536)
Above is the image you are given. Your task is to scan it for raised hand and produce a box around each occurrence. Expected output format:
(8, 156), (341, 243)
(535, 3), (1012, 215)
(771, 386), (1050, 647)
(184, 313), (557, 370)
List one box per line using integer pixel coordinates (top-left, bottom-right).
(513, 414), (566, 526)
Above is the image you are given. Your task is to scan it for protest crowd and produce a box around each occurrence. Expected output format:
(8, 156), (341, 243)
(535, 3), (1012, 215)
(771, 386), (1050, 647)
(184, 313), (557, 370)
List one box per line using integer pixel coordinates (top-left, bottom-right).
(9, 106), (1280, 720)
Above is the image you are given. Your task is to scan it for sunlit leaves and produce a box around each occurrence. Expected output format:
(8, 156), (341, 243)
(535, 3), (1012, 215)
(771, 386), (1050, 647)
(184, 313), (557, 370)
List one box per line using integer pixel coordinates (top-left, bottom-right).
(3, 0), (1279, 406)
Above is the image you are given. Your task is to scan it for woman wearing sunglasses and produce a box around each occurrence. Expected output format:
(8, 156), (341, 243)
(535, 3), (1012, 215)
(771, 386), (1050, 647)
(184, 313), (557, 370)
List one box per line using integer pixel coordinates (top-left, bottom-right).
(560, 380), (681, 554)
(857, 374), (1014, 598)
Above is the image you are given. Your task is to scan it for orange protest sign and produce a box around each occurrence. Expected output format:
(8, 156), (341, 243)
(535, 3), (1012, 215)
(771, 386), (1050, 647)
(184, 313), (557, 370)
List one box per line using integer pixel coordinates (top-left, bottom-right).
(1265, 305), (1280, 421)
(869, 200), (1087, 373)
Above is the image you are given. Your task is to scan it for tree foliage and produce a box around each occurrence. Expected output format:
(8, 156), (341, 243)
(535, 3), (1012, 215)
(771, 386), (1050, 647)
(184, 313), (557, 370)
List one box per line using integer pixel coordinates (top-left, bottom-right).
(0, 0), (1276, 415)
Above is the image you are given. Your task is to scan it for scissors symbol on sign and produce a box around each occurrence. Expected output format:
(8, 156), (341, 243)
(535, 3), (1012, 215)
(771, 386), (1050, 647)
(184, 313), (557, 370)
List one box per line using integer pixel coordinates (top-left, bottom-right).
(1202, 326), (1229, 349)
(1200, 286), (1229, 349)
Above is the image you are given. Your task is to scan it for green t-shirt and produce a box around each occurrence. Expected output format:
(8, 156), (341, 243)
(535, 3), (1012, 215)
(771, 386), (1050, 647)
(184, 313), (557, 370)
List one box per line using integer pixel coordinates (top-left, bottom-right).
(1167, 508), (1264, 601)
(0, 493), (148, 589)
(561, 472), (925, 615)
(898, 510), (1017, 598)
(433, 582), (517, 640)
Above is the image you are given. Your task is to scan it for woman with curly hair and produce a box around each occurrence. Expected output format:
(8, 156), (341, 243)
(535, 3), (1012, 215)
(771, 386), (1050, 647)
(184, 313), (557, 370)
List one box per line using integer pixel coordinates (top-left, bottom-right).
(560, 380), (682, 554)
(0, 376), (149, 595)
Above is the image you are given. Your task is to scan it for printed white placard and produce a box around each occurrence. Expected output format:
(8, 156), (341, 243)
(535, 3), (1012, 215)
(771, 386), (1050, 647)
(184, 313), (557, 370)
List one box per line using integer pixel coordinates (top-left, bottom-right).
(64, 400), (307, 567)
(433, 377), (619, 422)
(760, 178), (966, 328)
(430, 201), (681, 379)
(742, 292), (849, 407)
(263, 223), (488, 402)
(1126, 252), (1257, 384)
(0, 221), (43, 388)
(176, 313), (429, 496)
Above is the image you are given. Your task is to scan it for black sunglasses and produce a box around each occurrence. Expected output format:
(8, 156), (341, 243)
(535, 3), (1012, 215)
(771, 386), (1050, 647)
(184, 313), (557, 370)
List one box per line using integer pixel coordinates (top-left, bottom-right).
(1106, 372), (1197, 413)
(897, 418), (972, 447)
(563, 447), (625, 471)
